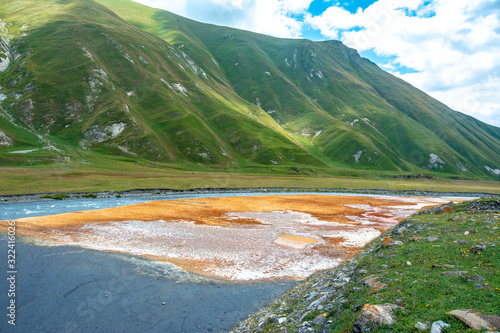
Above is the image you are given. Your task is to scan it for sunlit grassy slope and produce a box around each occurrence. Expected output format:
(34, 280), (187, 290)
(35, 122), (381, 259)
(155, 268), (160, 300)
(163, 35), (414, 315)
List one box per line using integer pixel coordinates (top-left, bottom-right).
(0, 0), (499, 188)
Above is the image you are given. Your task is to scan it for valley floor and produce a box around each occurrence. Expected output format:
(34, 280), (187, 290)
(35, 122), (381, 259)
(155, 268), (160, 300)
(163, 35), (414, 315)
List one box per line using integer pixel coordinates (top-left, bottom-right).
(0, 165), (499, 197)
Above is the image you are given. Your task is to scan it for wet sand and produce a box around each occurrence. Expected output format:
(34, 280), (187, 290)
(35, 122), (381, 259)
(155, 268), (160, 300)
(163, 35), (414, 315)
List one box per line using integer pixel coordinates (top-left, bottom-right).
(1, 195), (453, 280)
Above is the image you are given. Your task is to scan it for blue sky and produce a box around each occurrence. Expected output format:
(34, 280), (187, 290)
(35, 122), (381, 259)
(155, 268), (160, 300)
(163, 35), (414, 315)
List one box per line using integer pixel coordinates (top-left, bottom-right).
(133, 0), (500, 127)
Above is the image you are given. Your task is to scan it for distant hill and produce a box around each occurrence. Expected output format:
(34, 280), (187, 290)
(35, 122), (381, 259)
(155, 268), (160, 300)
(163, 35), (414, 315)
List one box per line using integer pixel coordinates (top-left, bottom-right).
(1, 0), (499, 179)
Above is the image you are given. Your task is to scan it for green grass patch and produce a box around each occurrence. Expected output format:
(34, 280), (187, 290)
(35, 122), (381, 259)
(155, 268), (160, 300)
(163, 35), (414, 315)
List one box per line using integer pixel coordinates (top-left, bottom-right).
(40, 193), (71, 200)
(332, 211), (499, 331)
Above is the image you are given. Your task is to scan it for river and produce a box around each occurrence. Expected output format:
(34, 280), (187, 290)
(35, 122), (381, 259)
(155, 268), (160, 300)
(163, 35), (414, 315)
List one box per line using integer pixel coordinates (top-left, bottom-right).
(0, 192), (465, 332)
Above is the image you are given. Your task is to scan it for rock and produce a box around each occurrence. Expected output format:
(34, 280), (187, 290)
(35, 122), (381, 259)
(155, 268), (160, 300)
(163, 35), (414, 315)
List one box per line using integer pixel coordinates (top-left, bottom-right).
(470, 244), (487, 253)
(426, 237), (439, 242)
(369, 283), (388, 294)
(278, 317), (287, 324)
(362, 275), (380, 287)
(407, 261), (412, 266)
(312, 313), (326, 325)
(353, 303), (399, 332)
(395, 298), (403, 306)
(359, 269), (369, 274)
(439, 206), (454, 214)
(440, 271), (469, 276)
(307, 296), (327, 310)
(447, 309), (500, 331)
(430, 320), (450, 333)
(464, 231), (470, 235)
(383, 237), (396, 247)
(258, 315), (277, 327)
(392, 226), (407, 235)
(415, 321), (430, 330)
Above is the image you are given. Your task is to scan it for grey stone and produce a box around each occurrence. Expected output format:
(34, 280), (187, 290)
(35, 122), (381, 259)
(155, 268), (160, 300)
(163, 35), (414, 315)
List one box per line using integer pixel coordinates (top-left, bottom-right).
(312, 313), (326, 325)
(307, 296), (327, 310)
(415, 321), (430, 330)
(430, 320), (450, 333)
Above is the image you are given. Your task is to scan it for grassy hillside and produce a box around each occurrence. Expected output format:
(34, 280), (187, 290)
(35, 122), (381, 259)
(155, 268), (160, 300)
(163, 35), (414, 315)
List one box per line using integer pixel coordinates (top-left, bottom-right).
(0, 0), (499, 185)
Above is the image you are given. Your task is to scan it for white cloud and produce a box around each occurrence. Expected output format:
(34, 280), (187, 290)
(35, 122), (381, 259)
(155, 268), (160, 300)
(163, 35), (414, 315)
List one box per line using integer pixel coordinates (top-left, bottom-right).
(306, 0), (500, 127)
(133, 0), (187, 15)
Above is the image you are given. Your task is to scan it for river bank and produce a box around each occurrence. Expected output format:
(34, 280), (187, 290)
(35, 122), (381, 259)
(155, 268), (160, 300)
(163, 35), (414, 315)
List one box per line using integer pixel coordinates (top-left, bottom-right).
(230, 198), (500, 332)
(0, 186), (492, 204)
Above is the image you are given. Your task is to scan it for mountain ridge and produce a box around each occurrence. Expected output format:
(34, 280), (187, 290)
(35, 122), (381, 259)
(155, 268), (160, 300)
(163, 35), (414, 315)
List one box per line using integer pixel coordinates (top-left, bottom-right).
(0, 0), (499, 180)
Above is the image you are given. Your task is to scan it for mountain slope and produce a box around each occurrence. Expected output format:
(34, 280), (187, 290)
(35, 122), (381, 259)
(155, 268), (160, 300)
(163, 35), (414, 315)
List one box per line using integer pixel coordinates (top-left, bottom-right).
(1, 0), (499, 180)
(0, 0), (322, 169)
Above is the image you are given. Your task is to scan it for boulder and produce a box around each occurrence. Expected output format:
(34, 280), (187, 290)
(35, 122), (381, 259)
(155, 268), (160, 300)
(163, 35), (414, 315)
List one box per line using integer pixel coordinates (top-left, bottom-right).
(353, 303), (399, 332)
(438, 206), (454, 214)
(447, 309), (500, 331)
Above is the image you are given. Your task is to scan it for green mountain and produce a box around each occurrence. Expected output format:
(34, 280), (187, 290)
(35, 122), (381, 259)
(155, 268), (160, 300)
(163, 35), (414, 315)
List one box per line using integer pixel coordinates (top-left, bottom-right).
(1, 0), (499, 180)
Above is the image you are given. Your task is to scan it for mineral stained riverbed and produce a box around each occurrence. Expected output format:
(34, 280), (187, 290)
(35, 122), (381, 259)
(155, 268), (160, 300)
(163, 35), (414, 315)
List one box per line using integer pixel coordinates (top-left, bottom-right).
(1, 194), (454, 281)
